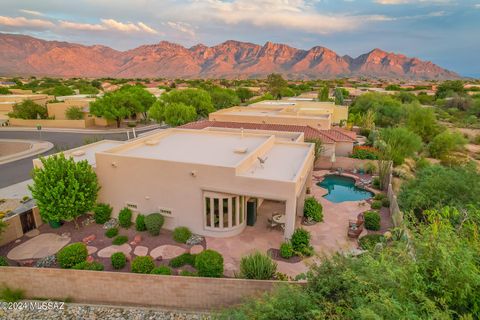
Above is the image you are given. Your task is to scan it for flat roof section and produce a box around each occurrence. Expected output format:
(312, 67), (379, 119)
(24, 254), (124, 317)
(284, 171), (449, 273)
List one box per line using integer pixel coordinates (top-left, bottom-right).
(62, 140), (124, 167)
(118, 131), (270, 167)
(239, 143), (311, 181)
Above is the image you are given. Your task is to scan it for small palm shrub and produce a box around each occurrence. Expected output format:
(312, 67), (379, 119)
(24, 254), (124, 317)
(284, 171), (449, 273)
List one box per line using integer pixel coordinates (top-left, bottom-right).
(135, 214), (146, 231)
(195, 250), (224, 278)
(359, 234), (386, 250)
(72, 261), (104, 271)
(144, 213), (164, 236)
(0, 256), (9, 266)
(57, 243), (88, 268)
(371, 201), (382, 210)
(93, 203), (112, 224)
(131, 256), (155, 274)
(303, 197), (323, 222)
(280, 242), (294, 259)
(291, 228), (313, 256)
(372, 177), (381, 189)
(239, 251), (277, 280)
(151, 266), (172, 275)
(169, 253), (196, 268)
(364, 211), (381, 231)
(105, 227), (118, 238)
(111, 252), (126, 270)
(173, 227), (192, 243)
(112, 235), (128, 245)
(118, 207), (132, 228)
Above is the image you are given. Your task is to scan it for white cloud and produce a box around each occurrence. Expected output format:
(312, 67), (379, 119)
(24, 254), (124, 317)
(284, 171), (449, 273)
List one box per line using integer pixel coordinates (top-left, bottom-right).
(58, 18), (158, 34)
(0, 16), (54, 28)
(474, 4), (480, 8)
(166, 21), (196, 37)
(19, 9), (44, 17)
(59, 20), (106, 31)
(375, 0), (451, 4)
(179, 0), (391, 34)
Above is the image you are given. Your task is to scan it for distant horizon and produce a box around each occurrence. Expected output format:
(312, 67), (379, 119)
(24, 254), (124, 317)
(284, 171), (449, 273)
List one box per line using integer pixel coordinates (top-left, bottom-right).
(0, 0), (478, 78)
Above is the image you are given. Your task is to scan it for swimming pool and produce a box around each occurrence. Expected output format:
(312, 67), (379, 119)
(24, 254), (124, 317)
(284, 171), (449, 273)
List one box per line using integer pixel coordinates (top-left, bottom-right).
(317, 175), (374, 203)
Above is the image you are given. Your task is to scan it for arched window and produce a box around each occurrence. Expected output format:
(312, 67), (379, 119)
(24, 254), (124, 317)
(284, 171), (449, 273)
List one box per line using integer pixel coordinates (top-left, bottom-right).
(204, 192), (246, 231)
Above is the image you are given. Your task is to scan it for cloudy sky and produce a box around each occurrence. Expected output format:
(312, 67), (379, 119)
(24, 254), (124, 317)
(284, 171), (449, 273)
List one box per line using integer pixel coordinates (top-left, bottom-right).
(0, 0), (479, 77)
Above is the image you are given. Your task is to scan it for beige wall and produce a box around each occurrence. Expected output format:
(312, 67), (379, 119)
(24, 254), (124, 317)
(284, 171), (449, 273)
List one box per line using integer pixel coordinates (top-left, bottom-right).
(315, 156), (377, 172)
(9, 118), (92, 128)
(332, 106), (349, 124)
(93, 117), (116, 127)
(0, 207), (42, 246)
(335, 142), (354, 157)
(0, 94), (51, 106)
(0, 267), (303, 310)
(47, 99), (91, 120)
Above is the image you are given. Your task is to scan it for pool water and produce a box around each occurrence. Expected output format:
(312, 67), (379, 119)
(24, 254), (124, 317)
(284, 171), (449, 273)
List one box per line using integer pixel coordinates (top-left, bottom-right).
(317, 175), (374, 203)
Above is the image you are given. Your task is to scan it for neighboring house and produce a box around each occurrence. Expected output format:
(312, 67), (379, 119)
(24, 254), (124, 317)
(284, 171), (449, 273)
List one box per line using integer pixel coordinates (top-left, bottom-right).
(180, 120), (355, 157)
(33, 128), (314, 239)
(0, 94), (53, 120)
(0, 199), (42, 247)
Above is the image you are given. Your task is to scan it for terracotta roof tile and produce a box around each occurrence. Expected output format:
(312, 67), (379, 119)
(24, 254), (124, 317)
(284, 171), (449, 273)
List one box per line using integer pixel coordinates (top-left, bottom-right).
(179, 120), (357, 144)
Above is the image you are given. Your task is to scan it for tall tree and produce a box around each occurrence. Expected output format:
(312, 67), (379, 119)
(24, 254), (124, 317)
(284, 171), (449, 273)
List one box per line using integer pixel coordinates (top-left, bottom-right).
(89, 90), (142, 127)
(29, 154), (99, 227)
(266, 73), (288, 100)
(7, 100), (47, 119)
(235, 87), (254, 103)
(334, 88), (344, 105)
(160, 88), (214, 118)
(318, 86), (329, 101)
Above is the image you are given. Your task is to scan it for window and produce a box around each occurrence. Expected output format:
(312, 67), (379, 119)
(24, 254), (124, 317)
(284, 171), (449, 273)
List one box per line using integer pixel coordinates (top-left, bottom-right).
(204, 192), (246, 231)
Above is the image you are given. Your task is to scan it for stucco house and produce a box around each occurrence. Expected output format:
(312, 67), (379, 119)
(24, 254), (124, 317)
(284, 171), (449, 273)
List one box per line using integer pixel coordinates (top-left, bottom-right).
(33, 128), (314, 239)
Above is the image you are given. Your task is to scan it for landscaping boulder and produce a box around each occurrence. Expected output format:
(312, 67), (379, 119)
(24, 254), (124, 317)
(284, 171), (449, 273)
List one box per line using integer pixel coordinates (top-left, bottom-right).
(82, 234), (96, 244)
(86, 256), (94, 263)
(20, 259), (34, 267)
(189, 245), (204, 255)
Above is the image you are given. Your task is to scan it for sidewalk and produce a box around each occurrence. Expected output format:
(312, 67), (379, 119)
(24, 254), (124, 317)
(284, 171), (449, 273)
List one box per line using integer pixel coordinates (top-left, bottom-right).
(0, 179), (32, 199)
(0, 139), (54, 165)
(0, 124), (164, 134)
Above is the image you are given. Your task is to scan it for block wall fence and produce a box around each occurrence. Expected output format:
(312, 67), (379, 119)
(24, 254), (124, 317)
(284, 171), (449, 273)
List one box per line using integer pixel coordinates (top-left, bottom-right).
(0, 267), (304, 310)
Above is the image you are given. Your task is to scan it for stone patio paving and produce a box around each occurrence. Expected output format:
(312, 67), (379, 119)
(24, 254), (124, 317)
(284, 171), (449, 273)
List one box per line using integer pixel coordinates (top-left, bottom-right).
(7, 233), (71, 260)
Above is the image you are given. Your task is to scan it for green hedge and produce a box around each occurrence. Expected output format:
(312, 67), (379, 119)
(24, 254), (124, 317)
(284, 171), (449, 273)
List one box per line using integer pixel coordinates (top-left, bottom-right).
(112, 235), (128, 245)
(131, 256), (155, 274)
(105, 227), (118, 238)
(169, 253), (196, 268)
(118, 207), (132, 228)
(144, 213), (164, 236)
(195, 250), (224, 278)
(173, 227), (192, 243)
(57, 243), (88, 268)
(93, 203), (112, 224)
(239, 252), (277, 280)
(151, 266), (172, 275)
(291, 228), (313, 256)
(359, 234), (386, 250)
(111, 252), (126, 270)
(280, 242), (294, 259)
(0, 256), (9, 266)
(135, 214), (146, 232)
(364, 211), (381, 231)
(303, 197), (323, 222)
(72, 261), (104, 271)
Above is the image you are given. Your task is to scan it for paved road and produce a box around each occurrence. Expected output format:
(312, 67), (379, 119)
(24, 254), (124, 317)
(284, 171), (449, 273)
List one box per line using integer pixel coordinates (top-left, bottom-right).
(0, 130), (142, 188)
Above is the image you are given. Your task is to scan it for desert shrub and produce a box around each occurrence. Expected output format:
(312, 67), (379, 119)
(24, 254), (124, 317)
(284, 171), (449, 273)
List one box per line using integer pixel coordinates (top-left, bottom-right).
(371, 200), (382, 210)
(195, 250), (224, 278)
(303, 197), (323, 222)
(105, 227), (118, 238)
(131, 256), (155, 274)
(112, 235), (128, 245)
(72, 261), (104, 271)
(173, 227), (192, 243)
(0, 256), (9, 266)
(169, 253), (196, 268)
(151, 266), (172, 275)
(111, 252), (126, 270)
(0, 286), (25, 302)
(374, 193), (386, 201)
(280, 242), (294, 259)
(291, 228), (313, 256)
(56, 243), (88, 268)
(359, 234), (386, 250)
(135, 214), (146, 231)
(65, 106), (84, 120)
(239, 251), (277, 280)
(179, 270), (197, 277)
(351, 146), (379, 160)
(364, 161), (376, 174)
(93, 203), (112, 224)
(364, 211), (381, 231)
(118, 207), (132, 228)
(382, 198), (390, 207)
(372, 177), (381, 189)
(144, 213), (164, 236)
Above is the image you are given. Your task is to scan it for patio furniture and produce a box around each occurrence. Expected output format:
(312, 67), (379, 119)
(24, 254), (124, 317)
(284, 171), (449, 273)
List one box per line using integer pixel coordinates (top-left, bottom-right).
(347, 213), (364, 239)
(272, 214), (286, 225)
(267, 213), (280, 229)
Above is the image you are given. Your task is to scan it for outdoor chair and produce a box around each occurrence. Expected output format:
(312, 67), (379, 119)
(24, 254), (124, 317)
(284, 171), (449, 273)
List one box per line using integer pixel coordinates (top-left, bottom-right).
(347, 213), (364, 239)
(267, 214), (279, 230)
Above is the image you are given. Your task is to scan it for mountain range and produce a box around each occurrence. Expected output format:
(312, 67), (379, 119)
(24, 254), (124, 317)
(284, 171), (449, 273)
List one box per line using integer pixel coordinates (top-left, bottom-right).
(0, 33), (459, 80)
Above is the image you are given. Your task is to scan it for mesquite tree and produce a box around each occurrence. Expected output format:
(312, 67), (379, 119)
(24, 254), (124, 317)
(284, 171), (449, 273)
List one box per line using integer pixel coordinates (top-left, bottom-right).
(29, 153), (99, 227)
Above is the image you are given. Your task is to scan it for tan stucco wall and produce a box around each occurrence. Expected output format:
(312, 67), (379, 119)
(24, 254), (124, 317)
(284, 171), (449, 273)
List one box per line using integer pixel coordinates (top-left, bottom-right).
(0, 215), (23, 246)
(315, 156), (377, 172)
(335, 142), (354, 157)
(0, 267), (304, 310)
(47, 99), (91, 120)
(332, 106), (349, 124)
(95, 152), (304, 238)
(9, 118), (92, 128)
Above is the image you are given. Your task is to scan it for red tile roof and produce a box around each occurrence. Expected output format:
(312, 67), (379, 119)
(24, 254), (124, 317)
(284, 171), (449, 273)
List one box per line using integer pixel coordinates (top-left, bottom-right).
(179, 120), (355, 144)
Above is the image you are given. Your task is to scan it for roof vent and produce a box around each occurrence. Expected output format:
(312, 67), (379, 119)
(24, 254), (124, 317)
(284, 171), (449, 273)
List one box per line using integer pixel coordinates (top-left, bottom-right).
(145, 139), (159, 146)
(72, 150), (85, 157)
(234, 147), (248, 154)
